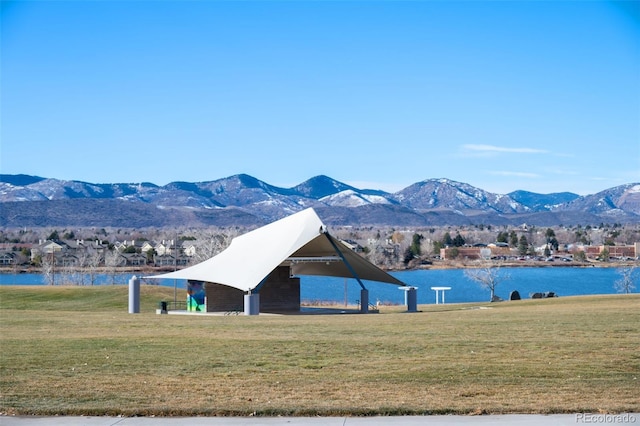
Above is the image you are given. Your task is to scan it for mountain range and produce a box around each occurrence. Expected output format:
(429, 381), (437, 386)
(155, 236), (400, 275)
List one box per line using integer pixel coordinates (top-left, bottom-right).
(1, 174), (639, 228)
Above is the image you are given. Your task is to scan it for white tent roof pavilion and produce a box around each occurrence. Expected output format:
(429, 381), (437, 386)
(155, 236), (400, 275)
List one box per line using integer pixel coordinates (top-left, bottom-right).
(146, 208), (406, 314)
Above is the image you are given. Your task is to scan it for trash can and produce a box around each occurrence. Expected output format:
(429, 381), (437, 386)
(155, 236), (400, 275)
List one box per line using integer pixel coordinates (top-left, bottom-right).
(159, 301), (168, 314)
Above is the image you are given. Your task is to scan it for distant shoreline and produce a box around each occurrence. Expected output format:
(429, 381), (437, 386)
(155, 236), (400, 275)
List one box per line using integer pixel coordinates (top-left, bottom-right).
(393, 259), (637, 271)
(1, 259), (637, 276)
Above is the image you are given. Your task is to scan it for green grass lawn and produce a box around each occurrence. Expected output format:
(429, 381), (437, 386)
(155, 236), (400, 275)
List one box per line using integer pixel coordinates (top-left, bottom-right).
(0, 285), (638, 416)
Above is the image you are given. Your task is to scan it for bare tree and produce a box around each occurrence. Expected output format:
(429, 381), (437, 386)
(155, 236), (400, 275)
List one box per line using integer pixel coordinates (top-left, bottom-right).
(615, 267), (637, 294)
(365, 240), (388, 268)
(190, 229), (239, 264)
(41, 253), (55, 286)
(74, 251), (90, 285)
(61, 264), (83, 286)
(464, 264), (510, 301)
(104, 249), (120, 285)
(86, 251), (103, 286)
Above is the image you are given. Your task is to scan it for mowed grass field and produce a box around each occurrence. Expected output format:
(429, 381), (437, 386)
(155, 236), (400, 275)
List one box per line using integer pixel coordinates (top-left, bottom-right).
(0, 285), (638, 416)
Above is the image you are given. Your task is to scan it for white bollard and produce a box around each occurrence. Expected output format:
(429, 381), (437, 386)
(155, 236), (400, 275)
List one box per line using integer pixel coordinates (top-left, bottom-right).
(128, 275), (140, 314)
(244, 293), (260, 315)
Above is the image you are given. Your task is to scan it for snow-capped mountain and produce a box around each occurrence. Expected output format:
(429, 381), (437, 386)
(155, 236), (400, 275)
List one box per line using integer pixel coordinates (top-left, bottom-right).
(393, 178), (529, 214)
(554, 183), (640, 217)
(0, 174), (638, 227)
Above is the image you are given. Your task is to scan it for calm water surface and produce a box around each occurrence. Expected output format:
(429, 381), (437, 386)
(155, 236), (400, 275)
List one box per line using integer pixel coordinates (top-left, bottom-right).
(0, 267), (630, 305)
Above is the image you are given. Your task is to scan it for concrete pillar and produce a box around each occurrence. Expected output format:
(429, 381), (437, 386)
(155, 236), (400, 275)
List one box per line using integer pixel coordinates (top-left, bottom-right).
(360, 289), (369, 313)
(399, 286), (418, 312)
(406, 287), (417, 312)
(244, 293), (260, 316)
(128, 275), (140, 314)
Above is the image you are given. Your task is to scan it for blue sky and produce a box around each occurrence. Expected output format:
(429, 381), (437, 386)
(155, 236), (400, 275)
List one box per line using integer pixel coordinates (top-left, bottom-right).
(1, 0), (639, 196)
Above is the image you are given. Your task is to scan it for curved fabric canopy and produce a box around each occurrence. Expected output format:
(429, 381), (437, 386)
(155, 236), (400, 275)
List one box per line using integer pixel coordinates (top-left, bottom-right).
(146, 208), (403, 292)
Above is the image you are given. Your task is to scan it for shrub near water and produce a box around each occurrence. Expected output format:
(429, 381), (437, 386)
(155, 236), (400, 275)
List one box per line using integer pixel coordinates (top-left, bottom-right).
(0, 286), (638, 416)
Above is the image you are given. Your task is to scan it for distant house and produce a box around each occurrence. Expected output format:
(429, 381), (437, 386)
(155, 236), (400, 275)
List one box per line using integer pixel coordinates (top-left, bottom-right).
(57, 252), (79, 267)
(582, 244), (638, 259)
(375, 242), (400, 258)
(83, 240), (108, 254)
(155, 241), (175, 256)
(488, 242), (510, 248)
(113, 241), (128, 252)
(0, 252), (16, 266)
(441, 247), (482, 260)
(120, 253), (147, 266)
(141, 241), (156, 254)
(607, 245), (636, 258)
(340, 239), (364, 253)
(115, 239), (145, 252)
(182, 242), (197, 257)
(441, 245), (512, 260)
(154, 252), (190, 267)
(154, 253), (176, 267)
(31, 240), (65, 262)
(39, 240), (64, 253)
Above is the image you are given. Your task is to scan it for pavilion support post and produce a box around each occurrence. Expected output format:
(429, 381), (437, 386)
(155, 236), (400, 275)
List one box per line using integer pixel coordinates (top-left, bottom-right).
(323, 234), (366, 290)
(406, 286), (417, 312)
(398, 286), (418, 312)
(360, 288), (369, 313)
(324, 232), (374, 313)
(244, 293), (260, 316)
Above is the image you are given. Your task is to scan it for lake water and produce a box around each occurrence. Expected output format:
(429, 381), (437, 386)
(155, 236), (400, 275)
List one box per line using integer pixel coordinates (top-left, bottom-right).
(0, 267), (632, 305)
(302, 267), (629, 305)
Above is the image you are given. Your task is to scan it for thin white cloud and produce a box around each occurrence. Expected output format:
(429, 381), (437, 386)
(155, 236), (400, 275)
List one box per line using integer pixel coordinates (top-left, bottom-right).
(546, 169), (579, 176)
(489, 171), (540, 178)
(462, 144), (549, 154)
